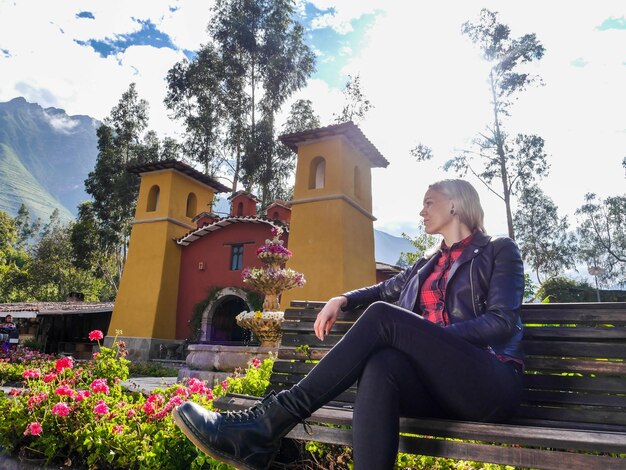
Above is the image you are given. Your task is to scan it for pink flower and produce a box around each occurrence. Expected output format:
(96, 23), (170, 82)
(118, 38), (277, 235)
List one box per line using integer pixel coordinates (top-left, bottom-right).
(8, 388), (21, 397)
(112, 424), (124, 435)
(75, 390), (91, 402)
(22, 369), (41, 379)
(27, 392), (48, 410)
(143, 402), (155, 415)
(94, 400), (109, 416)
(88, 330), (104, 341)
(54, 385), (74, 397)
(24, 422), (42, 436)
(90, 378), (110, 395)
(147, 394), (164, 406)
(92, 352), (100, 360)
(55, 357), (74, 373)
(43, 373), (57, 383)
(168, 396), (183, 408)
(251, 358), (262, 368)
(174, 387), (189, 397)
(126, 409), (137, 418)
(51, 402), (71, 417)
(205, 388), (214, 400)
(221, 380), (229, 391)
(188, 378), (208, 395)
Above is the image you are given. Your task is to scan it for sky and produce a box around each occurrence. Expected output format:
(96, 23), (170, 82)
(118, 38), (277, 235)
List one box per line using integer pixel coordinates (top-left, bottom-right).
(1, 0), (625, 245)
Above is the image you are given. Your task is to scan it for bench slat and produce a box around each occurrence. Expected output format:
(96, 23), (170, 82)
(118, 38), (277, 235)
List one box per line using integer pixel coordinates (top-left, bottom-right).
(516, 404), (626, 426)
(524, 374), (626, 393)
(524, 326), (626, 340)
(524, 340), (626, 358)
(524, 356), (626, 374)
(523, 389), (626, 407)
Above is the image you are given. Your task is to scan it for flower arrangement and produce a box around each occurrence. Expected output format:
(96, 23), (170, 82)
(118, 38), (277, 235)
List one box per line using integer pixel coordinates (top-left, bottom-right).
(238, 225), (306, 346)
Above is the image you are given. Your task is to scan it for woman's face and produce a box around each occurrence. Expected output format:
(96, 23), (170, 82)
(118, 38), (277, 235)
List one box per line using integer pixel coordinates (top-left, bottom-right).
(5, 316), (12, 323)
(420, 188), (455, 235)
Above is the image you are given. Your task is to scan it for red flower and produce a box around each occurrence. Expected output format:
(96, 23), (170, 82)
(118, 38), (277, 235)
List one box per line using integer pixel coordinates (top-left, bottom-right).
(55, 357), (74, 373)
(112, 424), (124, 435)
(88, 330), (104, 341)
(142, 402), (155, 415)
(51, 402), (71, 417)
(22, 369), (41, 379)
(221, 379), (229, 391)
(75, 390), (91, 402)
(90, 378), (110, 395)
(251, 357), (262, 368)
(54, 385), (74, 397)
(24, 422), (43, 436)
(43, 373), (57, 383)
(94, 400), (109, 416)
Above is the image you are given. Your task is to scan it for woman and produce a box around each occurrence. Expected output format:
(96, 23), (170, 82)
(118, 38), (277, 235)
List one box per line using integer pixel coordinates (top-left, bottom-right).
(173, 179), (525, 470)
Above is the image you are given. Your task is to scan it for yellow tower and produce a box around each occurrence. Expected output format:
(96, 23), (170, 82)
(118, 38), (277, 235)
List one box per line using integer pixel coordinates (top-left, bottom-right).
(108, 160), (230, 360)
(279, 122), (388, 307)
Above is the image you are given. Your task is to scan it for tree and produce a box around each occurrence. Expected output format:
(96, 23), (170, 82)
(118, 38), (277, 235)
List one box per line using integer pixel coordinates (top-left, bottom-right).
(513, 185), (575, 284)
(398, 222), (439, 266)
(333, 74), (373, 124)
(414, 9), (547, 239)
(14, 203), (41, 248)
(0, 210), (31, 302)
(85, 84), (156, 263)
(575, 193), (626, 287)
(70, 202), (120, 297)
(252, 99), (320, 203)
(165, 0), (315, 206)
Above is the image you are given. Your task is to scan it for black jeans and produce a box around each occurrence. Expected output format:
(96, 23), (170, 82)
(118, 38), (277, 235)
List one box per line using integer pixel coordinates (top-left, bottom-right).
(278, 302), (523, 470)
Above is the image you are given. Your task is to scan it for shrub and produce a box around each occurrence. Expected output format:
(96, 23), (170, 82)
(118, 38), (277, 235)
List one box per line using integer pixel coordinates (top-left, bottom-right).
(0, 330), (274, 468)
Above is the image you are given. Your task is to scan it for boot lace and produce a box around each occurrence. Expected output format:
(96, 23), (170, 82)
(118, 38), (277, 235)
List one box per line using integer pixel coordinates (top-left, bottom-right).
(222, 402), (266, 423)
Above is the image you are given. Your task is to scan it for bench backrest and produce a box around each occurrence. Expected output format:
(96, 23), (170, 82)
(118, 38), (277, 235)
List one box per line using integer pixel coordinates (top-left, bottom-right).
(270, 301), (626, 432)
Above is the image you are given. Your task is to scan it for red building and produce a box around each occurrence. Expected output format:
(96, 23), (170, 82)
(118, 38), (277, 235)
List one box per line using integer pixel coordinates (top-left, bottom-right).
(175, 192), (291, 344)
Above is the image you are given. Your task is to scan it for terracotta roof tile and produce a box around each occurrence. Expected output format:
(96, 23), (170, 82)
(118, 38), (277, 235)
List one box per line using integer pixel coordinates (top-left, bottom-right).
(127, 159), (231, 193)
(176, 216), (289, 246)
(278, 121), (389, 168)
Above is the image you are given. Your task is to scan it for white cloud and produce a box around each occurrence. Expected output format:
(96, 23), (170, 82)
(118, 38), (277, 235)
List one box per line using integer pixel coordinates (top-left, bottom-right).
(43, 111), (81, 133)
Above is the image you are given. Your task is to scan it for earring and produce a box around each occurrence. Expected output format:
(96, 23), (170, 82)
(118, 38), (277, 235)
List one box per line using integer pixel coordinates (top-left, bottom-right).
(450, 209), (455, 215)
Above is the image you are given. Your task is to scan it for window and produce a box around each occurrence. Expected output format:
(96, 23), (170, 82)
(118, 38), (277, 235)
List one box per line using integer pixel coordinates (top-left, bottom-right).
(147, 185), (160, 212)
(186, 192), (197, 218)
(230, 244), (244, 270)
(308, 156), (326, 189)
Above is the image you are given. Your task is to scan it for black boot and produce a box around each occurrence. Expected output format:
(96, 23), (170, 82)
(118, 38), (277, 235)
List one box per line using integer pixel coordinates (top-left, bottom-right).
(172, 391), (298, 470)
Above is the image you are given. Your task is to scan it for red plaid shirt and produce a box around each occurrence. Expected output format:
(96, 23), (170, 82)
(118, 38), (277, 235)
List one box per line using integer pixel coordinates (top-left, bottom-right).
(418, 234), (475, 326)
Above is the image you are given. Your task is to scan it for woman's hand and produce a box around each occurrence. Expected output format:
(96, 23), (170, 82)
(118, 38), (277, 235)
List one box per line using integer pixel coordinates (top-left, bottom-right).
(314, 296), (347, 341)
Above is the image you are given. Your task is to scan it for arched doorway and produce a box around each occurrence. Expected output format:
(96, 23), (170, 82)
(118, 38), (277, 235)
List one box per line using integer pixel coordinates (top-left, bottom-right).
(203, 289), (257, 345)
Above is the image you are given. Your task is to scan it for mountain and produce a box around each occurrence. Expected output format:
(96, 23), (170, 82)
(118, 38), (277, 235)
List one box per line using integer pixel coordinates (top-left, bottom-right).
(0, 97), (100, 222)
(374, 229), (414, 266)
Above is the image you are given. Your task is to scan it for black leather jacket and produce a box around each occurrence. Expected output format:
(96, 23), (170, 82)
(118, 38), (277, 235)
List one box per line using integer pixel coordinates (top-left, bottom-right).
(343, 232), (525, 362)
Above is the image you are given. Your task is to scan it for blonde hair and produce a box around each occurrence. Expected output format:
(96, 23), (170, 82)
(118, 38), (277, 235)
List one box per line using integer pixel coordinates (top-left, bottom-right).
(428, 179), (486, 233)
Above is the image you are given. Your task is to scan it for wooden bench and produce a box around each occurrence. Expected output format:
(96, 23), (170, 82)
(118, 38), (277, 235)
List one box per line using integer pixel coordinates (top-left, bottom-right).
(214, 301), (626, 469)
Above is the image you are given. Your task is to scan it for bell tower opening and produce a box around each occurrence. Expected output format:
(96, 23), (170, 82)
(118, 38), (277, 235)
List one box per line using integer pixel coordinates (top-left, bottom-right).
(309, 156), (326, 189)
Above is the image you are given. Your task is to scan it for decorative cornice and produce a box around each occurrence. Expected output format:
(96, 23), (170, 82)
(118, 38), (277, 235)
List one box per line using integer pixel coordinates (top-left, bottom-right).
(289, 194), (376, 221)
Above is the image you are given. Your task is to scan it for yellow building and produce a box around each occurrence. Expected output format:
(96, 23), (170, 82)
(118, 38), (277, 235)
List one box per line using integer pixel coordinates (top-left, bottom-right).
(279, 122), (389, 307)
(107, 160), (230, 360)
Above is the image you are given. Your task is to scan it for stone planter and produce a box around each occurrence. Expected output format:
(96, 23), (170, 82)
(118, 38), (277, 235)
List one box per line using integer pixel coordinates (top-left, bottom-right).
(184, 343), (276, 370)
